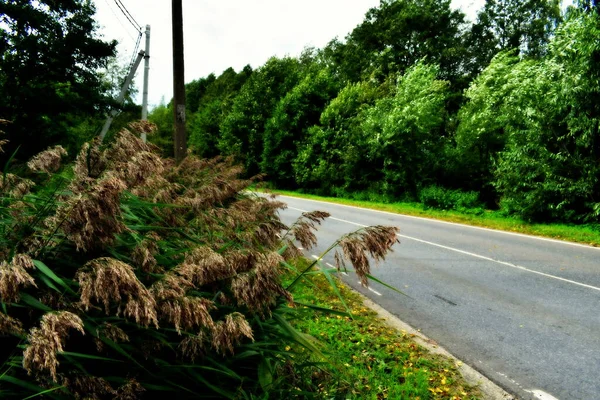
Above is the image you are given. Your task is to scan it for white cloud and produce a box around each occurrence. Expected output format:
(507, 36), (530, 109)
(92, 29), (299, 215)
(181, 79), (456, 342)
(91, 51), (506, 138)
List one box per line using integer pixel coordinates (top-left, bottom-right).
(93, 0), (484, 107)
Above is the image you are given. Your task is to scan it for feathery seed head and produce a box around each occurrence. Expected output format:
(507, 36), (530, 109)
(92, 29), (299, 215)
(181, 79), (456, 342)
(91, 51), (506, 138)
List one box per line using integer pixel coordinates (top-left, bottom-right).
(0, 312), (25, 337)
(27, 145), (68, 173)
(77, 258), (158, 327)
(337, 226), (399, 286)
(158, 296), (216, 334)
(22, 311), (84, 380)
(176, 247), (231, 286)
(0, 257), (37, 302)
(211, 312), (254, 355)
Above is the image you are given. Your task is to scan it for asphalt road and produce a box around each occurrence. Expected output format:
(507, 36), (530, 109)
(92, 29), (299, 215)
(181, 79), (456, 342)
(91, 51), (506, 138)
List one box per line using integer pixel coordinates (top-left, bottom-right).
(275, 195), (600, 400)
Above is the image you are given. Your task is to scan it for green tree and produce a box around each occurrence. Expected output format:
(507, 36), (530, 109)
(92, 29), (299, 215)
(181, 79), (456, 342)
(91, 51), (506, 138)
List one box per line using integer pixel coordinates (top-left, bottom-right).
(218, 57), (303, 176)
(464, 0), (561, 77)
(260, 67), (340, 187)
(360, 62), (449, 198)
(324, 0), (466, 85)
(454, 51), (521, 202)
(148, 98), (174, 158)
(0, 0), (116, 161)
(188, 66), (252, 158)
(494, 10), (600, 221)
(294, 80), (383, 194)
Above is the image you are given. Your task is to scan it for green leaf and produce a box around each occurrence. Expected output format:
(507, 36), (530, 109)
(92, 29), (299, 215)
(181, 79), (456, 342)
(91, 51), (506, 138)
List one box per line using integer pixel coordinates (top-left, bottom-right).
(293, 301), (351, 317)
(0, 375), (63, 399)
(365, 274), (408, 296)
(19, 293), (52, 311)
(272, 313), (326, 361)
(258, 358), (273, 390)
(319, 267), (351, 314)
(59, 351), (123, 362)
(32, 260), (76, 295)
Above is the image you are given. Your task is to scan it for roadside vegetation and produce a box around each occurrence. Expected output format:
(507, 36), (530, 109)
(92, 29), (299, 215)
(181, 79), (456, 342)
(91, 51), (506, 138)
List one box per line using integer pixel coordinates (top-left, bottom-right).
(288, 264), (481, 400)
(269, 189), (600, 247)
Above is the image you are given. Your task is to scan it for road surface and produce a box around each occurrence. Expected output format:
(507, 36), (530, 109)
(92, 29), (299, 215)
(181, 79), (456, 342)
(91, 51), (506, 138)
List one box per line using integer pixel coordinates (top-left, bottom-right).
(275, 195), (600, 400)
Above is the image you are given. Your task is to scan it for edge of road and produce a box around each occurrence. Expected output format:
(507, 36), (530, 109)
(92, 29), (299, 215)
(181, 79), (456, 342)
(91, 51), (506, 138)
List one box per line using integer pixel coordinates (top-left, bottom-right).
(353, 288), (516, 400)
(273, 193), (600, 250)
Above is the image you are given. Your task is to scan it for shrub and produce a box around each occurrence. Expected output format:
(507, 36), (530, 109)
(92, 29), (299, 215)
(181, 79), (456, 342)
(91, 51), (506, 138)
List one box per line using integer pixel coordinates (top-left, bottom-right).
(419, 185), (482, 212)
(0, 122), (398, 399)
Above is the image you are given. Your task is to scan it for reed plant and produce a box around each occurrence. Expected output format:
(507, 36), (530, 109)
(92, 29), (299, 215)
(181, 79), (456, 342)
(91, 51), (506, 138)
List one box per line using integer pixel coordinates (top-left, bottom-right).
(0, 121), (398, 399)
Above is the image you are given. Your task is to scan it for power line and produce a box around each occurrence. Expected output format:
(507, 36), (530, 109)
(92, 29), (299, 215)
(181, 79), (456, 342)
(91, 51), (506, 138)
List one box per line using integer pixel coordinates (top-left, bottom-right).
(102, 0), (137, 41)
(113, 0), (142, 31)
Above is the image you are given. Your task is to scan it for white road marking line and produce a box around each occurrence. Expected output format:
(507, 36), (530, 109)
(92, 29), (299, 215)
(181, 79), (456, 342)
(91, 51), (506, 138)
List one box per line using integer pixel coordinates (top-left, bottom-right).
(311, 255), (319, 260)
(291, 207), (600, 293)
(280, 195), (600, 250)
(525, 389), (560, 400)
(361, 283), (382, 296)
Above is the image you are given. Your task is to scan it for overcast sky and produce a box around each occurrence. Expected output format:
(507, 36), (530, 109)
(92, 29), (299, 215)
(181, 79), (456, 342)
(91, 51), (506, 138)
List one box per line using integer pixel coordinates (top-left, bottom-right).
(93, 0), (485, 108)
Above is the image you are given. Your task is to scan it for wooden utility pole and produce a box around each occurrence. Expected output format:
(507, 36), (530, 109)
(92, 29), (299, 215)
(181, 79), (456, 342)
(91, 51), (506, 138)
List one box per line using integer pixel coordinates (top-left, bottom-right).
(172, 0), (187, 163)
(141, 24), (151, 143)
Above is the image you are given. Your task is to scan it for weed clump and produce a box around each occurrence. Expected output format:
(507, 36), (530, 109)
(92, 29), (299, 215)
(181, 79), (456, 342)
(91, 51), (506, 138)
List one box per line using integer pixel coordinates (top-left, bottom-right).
(0, 122), (399, 399)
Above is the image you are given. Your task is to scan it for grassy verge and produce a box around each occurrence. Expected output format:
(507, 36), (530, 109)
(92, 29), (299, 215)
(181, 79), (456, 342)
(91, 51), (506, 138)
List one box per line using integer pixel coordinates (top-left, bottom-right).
(289, 271), (480, 399)
(270, 189), (600, 247)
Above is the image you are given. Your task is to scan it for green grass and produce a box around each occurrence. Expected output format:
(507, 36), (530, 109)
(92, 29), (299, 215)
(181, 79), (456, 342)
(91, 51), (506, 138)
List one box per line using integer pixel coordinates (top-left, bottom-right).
(270, 190), (600, 247)
(289, 271), (480, 399)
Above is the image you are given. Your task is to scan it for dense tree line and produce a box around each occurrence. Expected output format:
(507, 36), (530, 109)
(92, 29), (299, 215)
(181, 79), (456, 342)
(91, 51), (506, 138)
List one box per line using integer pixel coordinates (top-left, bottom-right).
(147, 0), (597, 224)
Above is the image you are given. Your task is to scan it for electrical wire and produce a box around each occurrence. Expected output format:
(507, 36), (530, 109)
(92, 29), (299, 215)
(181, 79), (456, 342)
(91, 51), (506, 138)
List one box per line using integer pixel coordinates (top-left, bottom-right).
(113, 0), (142, 31)
(102, 0), (137, 41)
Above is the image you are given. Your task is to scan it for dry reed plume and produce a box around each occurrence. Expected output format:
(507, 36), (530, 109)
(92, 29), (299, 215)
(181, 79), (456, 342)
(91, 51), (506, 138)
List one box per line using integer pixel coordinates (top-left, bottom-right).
(77, 258), (158, 328)
(22, 311), (84, 380)
(0, 254), (37, 302)
(27, 145), (67, 173)
(335, 226), (400, 286)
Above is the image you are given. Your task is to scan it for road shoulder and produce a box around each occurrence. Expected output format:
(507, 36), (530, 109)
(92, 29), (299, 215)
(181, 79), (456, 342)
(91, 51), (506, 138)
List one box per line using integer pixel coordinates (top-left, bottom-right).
(358, 291), (515, 400)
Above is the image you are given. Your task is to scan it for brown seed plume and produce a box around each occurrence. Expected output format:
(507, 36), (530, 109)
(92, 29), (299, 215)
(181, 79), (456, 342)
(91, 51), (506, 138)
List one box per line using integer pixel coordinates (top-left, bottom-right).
(211, 312), (254, 355)
(158, 296), (216, 334)
(0, 173), (34, 198)
(230, 251), (290, 313)
(27, 145), (68, 173)
(128, 120), (157, 136)
(73, 139), (106, 182)
(286, 211), (330, 250)
(0, 312), (25, 336)
(57, 174), (126, 252)
(0, 254), (37, 302)
(63, 375), (117, 399)
(336, 226), (399, 286)
(178, 332), (208, 362)
(77, 258), (158, 327)
(22, 311), (85, 380)
(175, 246), (232, 286)
(131, 232), (161, 273)
(115, 378), (145, 399)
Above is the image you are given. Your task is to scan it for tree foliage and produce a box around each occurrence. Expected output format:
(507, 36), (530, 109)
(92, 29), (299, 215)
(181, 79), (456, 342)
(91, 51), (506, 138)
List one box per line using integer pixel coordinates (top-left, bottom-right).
(188, 66), (252, 158)
(493, 10), (600, 221)
(325, 0), (466, 85)
(464, 0), (562, 78)
(218, 57), (304, 176)
(0, 0), (116, 161)
(359, 62), (449, 198)
(261, 67), (340, 187)
(146, 0), (600, 224)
